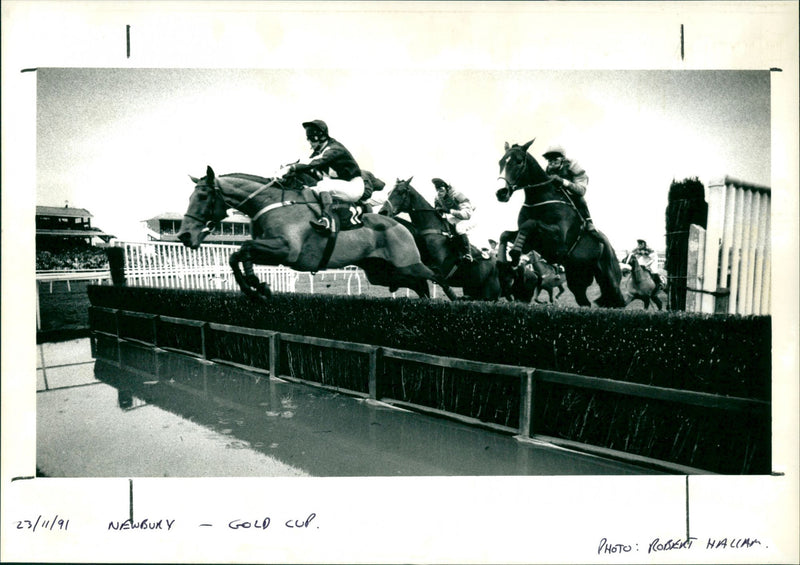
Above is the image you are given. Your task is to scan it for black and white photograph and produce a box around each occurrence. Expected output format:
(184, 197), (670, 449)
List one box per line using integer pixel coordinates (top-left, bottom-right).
(2, 2), (798, 563)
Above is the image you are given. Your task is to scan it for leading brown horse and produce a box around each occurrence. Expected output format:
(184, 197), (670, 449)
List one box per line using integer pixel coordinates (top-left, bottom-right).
(178, 166), (457, 301)
(495, 140), (625, 308)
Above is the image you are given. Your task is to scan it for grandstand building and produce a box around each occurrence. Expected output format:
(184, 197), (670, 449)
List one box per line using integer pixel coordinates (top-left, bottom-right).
(36, 205), (116, 250)
(142, 212), (251, 244)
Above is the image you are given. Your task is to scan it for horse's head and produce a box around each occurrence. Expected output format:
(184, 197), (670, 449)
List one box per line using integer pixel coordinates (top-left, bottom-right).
(496, 139), (548, 202)
(620, 253), (636, 275)
(177, 166), (229, 249)
(379, 177), (415, 216)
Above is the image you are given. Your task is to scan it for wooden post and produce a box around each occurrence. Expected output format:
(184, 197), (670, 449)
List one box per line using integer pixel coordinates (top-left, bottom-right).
(518, 369), (535, 437)
(685, 224), (705, 312)
(201, 322), (209, 360)
(106, 244), (127, 286)
(269, 332), (281, 378)
(368, 347), (382, 400)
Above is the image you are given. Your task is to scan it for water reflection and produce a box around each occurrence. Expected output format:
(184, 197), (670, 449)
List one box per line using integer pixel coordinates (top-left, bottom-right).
(92, 337), (659, 476)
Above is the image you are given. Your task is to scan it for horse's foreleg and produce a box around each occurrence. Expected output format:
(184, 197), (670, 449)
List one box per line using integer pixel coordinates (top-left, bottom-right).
(497, 230), (517, 264)
(231, 238), (288, 299)
(229, 250), (263, 299)
(652, 294), (663, 311)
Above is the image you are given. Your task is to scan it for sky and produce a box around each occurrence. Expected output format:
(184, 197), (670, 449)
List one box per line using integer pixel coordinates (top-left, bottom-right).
(36, 68), (771, 254)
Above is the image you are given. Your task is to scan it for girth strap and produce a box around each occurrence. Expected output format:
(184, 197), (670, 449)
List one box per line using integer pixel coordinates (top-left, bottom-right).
(313, 216), (339, 274)
(251, 200), (298, 223)
(419, 228), (450, 238)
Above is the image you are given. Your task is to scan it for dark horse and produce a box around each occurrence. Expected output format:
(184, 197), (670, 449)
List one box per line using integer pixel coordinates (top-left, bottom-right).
(178, 166), (457, 300)
(495, 140), (625, 307)
(621, 254), (663, 310)
(497, 261), (538, 303)
(379, 178), (501, 300)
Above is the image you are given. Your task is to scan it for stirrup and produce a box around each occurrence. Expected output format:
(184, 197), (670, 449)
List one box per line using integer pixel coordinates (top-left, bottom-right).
(310, 216), (332, 234)
(461, 253), (474, 263)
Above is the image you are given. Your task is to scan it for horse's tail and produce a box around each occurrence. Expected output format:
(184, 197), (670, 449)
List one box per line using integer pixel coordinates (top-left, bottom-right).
(594, 233), (626, 308)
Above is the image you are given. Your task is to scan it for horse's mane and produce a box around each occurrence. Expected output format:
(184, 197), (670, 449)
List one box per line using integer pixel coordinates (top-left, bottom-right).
(222, 173), (276, 184)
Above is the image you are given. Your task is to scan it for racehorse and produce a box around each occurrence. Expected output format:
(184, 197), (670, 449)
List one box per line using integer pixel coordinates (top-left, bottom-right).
(621, 254), (663, 310)
(495, 140), (625, 308)
(497, 260), (538, 303)
(379, 178), (501, 300)
(527, 251), (567, 304)
(178, 166), (457, 301)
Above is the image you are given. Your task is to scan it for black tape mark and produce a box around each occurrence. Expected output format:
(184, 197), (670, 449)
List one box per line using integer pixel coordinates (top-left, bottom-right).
(770, 67), (782, 72)
(129, 478), (134, 523)
(680, 24), (684, 61)
(685, 475), (690, 539)
(21, 68), (38, 73)
(11, 476), (36, 482)
(126, 25), (131, 58)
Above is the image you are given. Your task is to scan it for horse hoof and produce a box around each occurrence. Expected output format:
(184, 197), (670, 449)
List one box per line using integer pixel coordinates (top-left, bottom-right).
(257, 283), (272, 298)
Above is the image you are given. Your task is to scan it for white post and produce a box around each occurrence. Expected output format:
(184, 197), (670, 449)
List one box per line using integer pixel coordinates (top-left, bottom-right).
(727, 187), (745, 314)
(738, 190), (755, 315)
(719, 183), (737, 289)
(700, 179), (726, 313)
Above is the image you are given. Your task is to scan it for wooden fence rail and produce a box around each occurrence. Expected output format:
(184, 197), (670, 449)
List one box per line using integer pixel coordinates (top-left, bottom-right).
(90, 306), (769, 474)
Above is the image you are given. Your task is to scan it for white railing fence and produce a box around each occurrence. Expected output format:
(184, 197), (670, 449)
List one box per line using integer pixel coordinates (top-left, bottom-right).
(686, 178), (771, 315)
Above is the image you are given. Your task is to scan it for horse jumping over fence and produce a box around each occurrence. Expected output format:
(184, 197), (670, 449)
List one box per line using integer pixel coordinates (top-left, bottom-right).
(495, 140), (625, 308)
(178, 166), (457, 301)
(379, 178), (501, 300)
(621, 254), (664, 310)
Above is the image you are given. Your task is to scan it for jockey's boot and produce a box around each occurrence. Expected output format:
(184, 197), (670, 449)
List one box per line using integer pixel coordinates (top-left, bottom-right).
(574, 196), (599, 237)
(310, 191), (334, 235)
(459, 234), (474, 262)
(583, 218), (599, 236)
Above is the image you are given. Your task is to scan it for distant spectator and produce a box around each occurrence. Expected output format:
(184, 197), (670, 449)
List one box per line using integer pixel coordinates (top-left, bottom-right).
(36, 245), (109, 270)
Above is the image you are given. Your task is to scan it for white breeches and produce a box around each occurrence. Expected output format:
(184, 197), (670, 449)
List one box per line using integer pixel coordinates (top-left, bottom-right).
(449, 217), (476, 235)
(312, 177), (365, 202)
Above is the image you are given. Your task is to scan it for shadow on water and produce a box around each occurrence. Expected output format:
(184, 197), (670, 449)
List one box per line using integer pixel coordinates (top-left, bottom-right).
(91, 336), (660, 476)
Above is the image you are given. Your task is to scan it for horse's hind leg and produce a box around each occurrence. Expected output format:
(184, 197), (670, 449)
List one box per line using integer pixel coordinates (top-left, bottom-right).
(565, 268), (593, 307)
(401, 262), (457, 301)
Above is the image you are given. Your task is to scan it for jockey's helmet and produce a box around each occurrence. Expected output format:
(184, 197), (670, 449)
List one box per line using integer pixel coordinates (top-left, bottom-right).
(543, 145), (566, 160)
(432, 178), (450, 190)
(302, 120), (329, 139)
(637, 239), (647, 247)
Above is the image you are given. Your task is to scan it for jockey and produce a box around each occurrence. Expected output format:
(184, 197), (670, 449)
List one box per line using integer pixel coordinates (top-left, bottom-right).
(432, 177), (476, 262)
(632, 239), (664, 288)
(543, 145), (598, 235)
(287, 120), (365, 235)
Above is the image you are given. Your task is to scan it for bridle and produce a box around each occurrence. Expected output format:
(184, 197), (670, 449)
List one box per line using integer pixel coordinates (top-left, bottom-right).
(499, 149), (571, 209)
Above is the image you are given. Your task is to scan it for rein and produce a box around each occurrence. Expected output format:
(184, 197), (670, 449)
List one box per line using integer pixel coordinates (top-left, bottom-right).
(501, 176), (574, 211)
(210, 176), (316, 224)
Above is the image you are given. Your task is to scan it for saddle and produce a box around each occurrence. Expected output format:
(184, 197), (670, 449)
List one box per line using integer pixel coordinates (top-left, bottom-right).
(330, 200), (367, 232)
